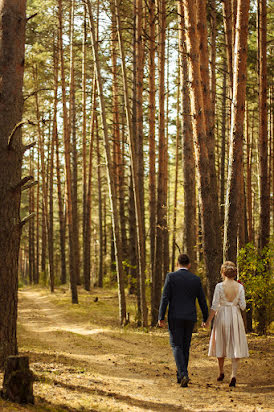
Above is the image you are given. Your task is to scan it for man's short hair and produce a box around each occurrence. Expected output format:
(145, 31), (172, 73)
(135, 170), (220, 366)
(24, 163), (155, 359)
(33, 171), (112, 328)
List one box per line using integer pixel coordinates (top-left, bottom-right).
(178, 254), (190, 266)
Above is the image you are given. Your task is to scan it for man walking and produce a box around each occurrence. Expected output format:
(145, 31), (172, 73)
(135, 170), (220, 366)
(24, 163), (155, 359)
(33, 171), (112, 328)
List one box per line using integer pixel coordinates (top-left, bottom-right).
(158, 254), (208, 387)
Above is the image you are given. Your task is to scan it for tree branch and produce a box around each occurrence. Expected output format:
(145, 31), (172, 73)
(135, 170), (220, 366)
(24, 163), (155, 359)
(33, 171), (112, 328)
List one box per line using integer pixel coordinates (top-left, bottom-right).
(21, 181), (38, 191)
(23, 141), (37, 153)
(26, 12), (38, 21)
(8, 120), (36, 150)
(12, 176), (34, 192)
(19, 213), (36, 228)
(7, 121), (25, 150)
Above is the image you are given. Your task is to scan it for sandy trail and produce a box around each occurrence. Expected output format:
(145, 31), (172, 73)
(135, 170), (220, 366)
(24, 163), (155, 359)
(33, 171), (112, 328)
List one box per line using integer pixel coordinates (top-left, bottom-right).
(1, 288), (272, 412)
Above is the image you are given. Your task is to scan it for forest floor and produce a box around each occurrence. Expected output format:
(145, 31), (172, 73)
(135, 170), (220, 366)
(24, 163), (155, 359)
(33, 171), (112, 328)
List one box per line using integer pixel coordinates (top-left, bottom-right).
(0, 286), (273, 412)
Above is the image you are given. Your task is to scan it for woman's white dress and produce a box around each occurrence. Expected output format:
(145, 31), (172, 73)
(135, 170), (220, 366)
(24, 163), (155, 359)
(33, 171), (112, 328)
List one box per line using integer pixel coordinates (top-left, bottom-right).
(208, 282), (249, 358)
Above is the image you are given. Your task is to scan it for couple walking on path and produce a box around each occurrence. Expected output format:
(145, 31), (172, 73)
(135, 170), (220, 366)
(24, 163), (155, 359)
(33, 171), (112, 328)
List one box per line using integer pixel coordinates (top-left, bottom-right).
(158, 254), (249, 388)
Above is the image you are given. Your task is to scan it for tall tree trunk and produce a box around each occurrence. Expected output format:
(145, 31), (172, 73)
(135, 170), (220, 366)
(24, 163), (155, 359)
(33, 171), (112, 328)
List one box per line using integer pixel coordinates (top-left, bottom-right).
(171, 82), (180, 272)
(96, 121), (103, 287)
(48, 42), (59, 293)
(182, 0), (222, 303)
(0, 0), (27, 367)
(222, 0), (233, 97)
(151, 0), (167, 325)
(197, 0), (220, 246)
(114, 0), (147, 325)
(34, 73), (47, 275)
(223, 0), (250, 262)
(86, 0), (127, 324)
(28, 153), (35, 284)
(258, 0), (269, 250)
(178, 1), (197, 271)
(220, 65), (227, 226)
(136, 0), (145, 265)
(245, 102), (253, 243)
(82, 4), (87, 287)
(35, 154), (40, 284)
(69, 0), (80, 285)
(58, 0), (78, 303)
(148, 0), (156, 293)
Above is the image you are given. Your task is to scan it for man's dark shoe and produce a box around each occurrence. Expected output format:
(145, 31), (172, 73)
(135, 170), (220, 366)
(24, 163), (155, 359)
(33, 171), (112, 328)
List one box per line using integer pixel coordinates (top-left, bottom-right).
(180, 376), (189, 387)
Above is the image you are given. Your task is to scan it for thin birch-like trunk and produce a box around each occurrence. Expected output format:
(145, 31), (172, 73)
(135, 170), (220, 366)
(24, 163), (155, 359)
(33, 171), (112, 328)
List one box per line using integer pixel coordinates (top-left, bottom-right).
(86, 0), (127, 324)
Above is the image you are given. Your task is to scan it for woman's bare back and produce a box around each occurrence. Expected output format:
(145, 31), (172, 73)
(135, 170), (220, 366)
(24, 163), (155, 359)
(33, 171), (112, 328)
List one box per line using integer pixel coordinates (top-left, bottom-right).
(222, 280), (240, 302)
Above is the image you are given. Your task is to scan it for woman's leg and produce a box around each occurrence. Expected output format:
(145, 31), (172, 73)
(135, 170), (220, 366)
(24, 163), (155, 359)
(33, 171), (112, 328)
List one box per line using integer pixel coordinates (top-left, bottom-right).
(231, 358), (239, 378)
(217, 357), (224, 374)
(229, 358), (239, 387)
(217, 357), (225, 380)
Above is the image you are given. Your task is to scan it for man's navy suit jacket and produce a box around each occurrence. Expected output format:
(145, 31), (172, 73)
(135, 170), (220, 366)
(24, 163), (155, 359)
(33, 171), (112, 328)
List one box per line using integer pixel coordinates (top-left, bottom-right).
(158, 268), (208, 323)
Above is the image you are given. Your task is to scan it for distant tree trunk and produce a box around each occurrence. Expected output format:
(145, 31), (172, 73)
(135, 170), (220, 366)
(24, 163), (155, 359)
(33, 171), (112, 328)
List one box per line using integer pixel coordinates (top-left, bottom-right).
(34, 74), (47, 275)
(55, 131), (67, 285)
(148, 0), (156, 291)
(178, 1), (197, 272)
(48, 42), (59, 293)
(86, 0), (127, 324)
(163, 24), (170, 277)
(58, 0), (78, 303)
(0, 0), (27, 367)
(128, 0), (140, 315)
(84, 75), (96, 291)
(28, 154), (35, 284)
(258, 0), (270, 250)
(245, 103), (253, 243)
(182, 0), (222, 303)
(151, 0), (167, 325)
(128, 174), (139, 297)
(97, 125), (103, 287)
(82, 4), (87, 287)
(69, 0), (80, 285)
(136, 0), (145, 265)
(210, 0), (217, 139)
(171, 82), (180, 272)
(223, 0), (250, 262)
(220, 66), (227, 226)
(222, 0), (233, 97)
(35, 154), (40, 284)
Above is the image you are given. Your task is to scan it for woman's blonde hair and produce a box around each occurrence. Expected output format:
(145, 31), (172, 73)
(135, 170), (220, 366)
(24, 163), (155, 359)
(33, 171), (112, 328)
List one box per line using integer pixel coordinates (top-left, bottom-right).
(221, 261), (237, 279)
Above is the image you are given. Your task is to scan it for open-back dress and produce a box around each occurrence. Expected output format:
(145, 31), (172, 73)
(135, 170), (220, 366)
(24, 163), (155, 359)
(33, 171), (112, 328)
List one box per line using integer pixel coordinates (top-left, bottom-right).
(208, 282), (249, 358)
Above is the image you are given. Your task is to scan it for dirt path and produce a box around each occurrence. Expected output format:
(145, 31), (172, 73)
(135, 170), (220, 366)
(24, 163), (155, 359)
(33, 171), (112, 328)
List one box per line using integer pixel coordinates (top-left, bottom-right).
(1, 288), (273, 411)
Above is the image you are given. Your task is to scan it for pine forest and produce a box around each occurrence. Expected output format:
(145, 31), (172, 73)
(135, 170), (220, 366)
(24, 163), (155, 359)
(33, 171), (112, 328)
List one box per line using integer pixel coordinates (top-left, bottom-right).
(0, 0), (273, 410)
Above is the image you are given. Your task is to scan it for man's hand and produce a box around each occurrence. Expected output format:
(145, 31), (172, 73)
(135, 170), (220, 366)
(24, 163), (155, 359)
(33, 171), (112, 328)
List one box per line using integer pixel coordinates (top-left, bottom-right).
(158, 320), (166, 328)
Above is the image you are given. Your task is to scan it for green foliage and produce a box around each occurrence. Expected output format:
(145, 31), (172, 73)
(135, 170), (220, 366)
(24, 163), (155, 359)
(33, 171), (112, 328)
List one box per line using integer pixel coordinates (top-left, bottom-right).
(238, 242), (273, 334)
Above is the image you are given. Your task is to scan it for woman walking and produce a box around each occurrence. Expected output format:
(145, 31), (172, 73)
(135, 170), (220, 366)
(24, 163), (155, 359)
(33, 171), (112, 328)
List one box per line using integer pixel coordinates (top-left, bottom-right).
(204, 261), (249, 387)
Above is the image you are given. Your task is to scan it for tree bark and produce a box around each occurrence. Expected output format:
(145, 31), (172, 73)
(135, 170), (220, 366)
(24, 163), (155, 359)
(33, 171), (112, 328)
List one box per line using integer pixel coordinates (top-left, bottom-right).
(114, 0), (147, 326)
(152, 0), (167, 325)
(69, 0), (80, 285)
(86, 0), (127, 324)
(182, 0), (222, 303)
(148, 0), (156, 292)
(258, 0), (270, 250)
(223, 0), (250, 262)
(178, 1), (197, 271)
(58, 0), (78, 303)
(0, 0), (27, 367)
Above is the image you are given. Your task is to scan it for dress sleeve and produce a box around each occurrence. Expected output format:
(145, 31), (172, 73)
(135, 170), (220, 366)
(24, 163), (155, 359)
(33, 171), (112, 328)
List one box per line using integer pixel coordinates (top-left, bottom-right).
(211, 283), (220, 311)
(238, 284), (246, 311)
